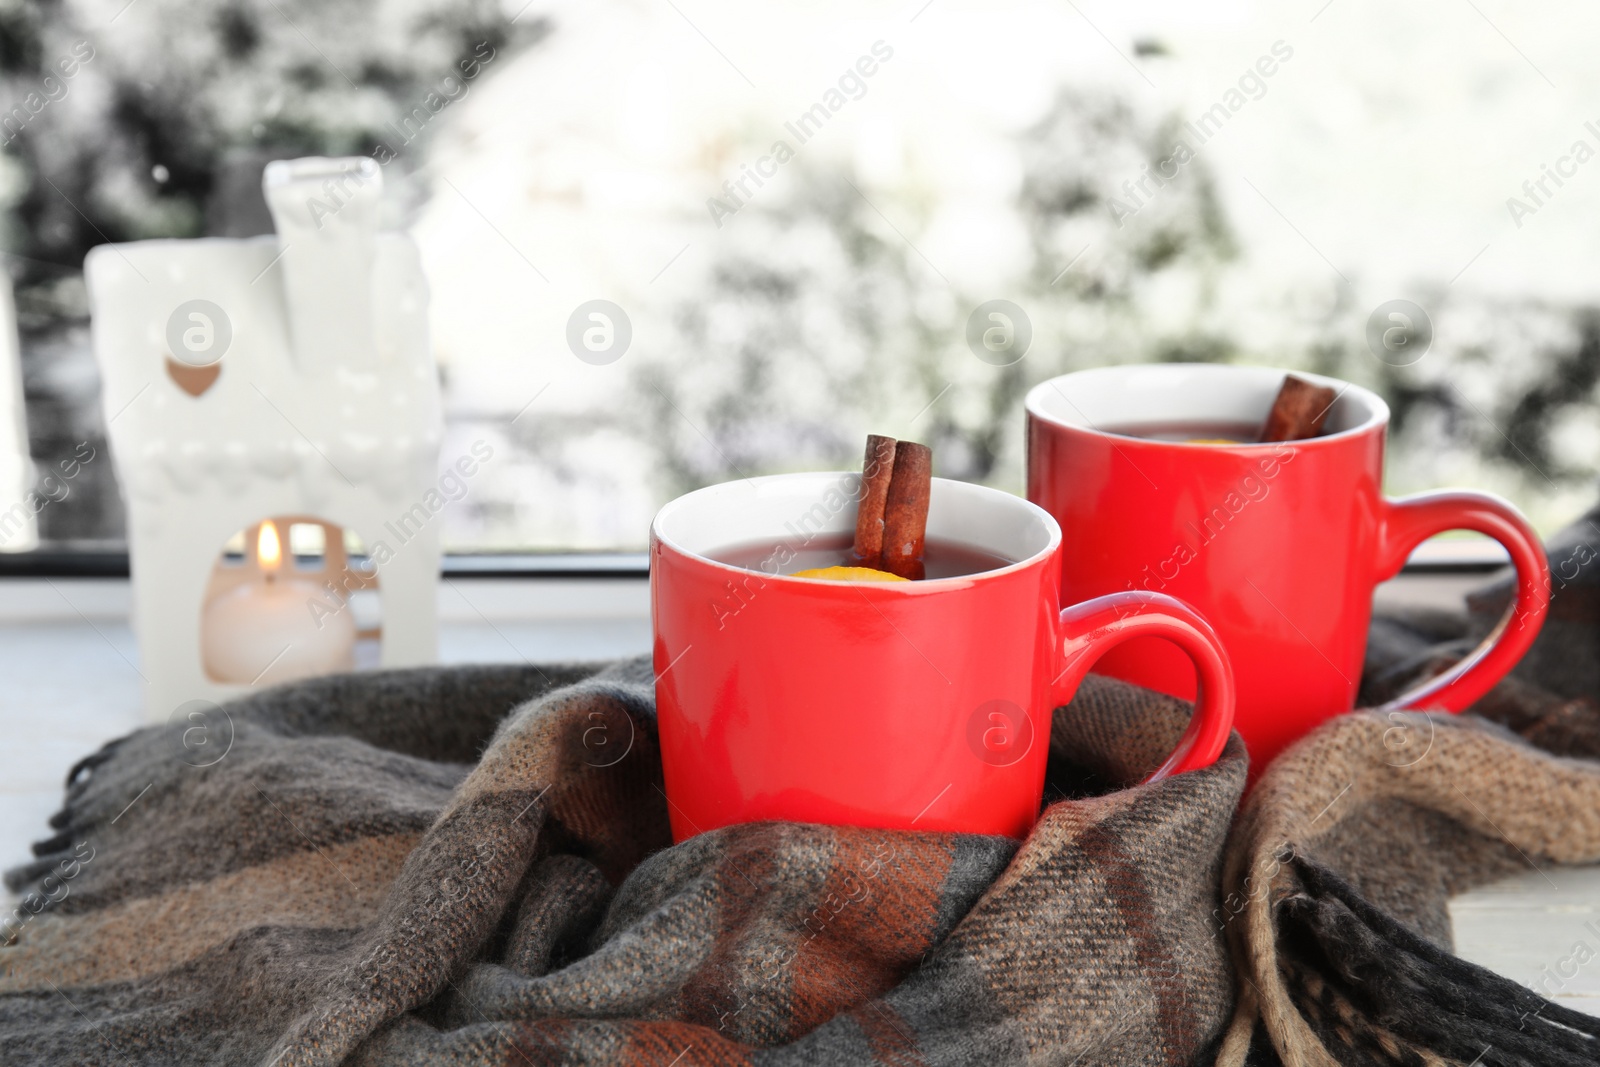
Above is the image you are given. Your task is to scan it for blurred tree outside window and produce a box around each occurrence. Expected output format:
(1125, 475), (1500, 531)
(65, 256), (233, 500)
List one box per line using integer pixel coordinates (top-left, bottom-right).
(1, 0), (1595, 553)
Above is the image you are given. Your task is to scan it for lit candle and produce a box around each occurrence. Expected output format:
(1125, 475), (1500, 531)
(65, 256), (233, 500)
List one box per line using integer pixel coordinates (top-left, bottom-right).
(201, 521), (357, 686)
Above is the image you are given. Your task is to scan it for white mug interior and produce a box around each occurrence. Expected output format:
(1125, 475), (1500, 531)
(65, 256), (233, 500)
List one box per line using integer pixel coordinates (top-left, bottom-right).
(1025, 364), (1387, 443)
(652, 472), (1059, 584)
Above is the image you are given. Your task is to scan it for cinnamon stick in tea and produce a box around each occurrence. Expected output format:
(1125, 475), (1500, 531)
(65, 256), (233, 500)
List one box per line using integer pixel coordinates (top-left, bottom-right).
(852, 434), (898, 569)
(1259, 374), (1338, 443)
(879, 441), (932, 580)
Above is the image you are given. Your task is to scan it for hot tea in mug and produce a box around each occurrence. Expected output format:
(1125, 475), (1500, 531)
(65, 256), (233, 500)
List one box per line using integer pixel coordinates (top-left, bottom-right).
(1026, 363), (1551, 771)
(650, 436), (1238, 840)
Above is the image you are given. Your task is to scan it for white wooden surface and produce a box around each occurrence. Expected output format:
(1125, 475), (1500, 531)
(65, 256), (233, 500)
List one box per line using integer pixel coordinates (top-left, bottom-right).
(1450, 867), (1600, 1019)
(0, 574), (1594, 1018)
(0, 577), (650, 894)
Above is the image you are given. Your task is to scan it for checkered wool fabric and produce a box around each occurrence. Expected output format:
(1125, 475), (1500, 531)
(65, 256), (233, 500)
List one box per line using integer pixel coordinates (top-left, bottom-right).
(2, 504), (1598, 1066)
(1215, 503), (1600, 1067)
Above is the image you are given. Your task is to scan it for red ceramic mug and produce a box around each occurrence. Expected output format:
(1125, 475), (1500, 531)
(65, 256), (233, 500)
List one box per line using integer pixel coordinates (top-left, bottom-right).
(1026, 363), (1551, 771)
(650, 472), (1236, 841)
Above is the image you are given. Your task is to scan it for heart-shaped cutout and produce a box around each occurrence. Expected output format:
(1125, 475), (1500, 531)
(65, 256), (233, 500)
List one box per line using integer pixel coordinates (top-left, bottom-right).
(166, 356), (221, 397)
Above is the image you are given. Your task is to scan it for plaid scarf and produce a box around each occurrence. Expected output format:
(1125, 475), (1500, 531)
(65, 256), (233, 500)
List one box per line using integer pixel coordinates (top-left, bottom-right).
(3, 506), (1597, 1066)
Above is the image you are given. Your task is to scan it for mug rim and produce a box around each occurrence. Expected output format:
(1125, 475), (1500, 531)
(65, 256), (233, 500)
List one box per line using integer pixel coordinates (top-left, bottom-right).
(1024, 363), (1390, 450)
(651, 471), (1061, 590)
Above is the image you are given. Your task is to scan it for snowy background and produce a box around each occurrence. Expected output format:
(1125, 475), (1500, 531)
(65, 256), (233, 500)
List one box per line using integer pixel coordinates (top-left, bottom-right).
(4, 0), (1597, 550)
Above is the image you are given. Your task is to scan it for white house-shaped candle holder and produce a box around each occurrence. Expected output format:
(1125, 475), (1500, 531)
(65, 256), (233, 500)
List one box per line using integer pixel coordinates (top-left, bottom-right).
(87, 157), (442, 718)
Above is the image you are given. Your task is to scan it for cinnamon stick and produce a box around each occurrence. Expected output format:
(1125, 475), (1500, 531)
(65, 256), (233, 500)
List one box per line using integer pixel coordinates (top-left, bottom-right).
(852, 434), (899, 569)
(879, 441), (932, 580)
(1259, 374), (1337, 443)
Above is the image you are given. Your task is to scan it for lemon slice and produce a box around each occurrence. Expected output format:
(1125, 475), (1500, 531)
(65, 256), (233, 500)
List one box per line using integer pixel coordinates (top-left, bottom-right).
(791, 565), (909, 582)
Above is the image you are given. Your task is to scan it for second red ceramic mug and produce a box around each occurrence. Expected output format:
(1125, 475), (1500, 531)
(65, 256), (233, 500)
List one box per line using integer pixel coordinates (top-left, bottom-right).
(651, 473), (1236, 841)
(1026, 364), (1551, 771)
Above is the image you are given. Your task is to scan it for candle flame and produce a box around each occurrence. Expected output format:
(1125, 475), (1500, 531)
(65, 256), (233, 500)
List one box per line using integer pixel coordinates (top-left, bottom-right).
(257, 521), (282, 573)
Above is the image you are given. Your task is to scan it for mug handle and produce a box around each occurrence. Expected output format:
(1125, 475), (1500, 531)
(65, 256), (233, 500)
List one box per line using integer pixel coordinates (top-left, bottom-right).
(1051, 591), (1236, 783)
(1373, 490), (1550, 712)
